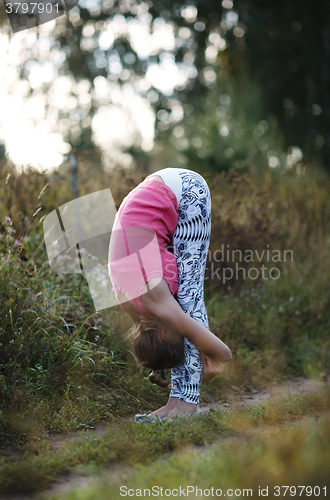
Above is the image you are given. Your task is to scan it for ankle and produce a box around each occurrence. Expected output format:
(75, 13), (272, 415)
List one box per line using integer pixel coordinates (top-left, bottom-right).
(177, 400), (199, 410)
(168, 400), (200, 417)
(167, 397), (180, 407)
(147, 397), (179, 417)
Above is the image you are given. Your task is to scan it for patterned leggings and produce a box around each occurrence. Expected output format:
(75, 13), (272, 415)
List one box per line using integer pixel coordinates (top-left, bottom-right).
(169, 170), (211, 405)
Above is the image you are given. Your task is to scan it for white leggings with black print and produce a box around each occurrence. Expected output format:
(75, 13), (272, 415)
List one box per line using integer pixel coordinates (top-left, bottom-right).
(169, 170), (211, 405)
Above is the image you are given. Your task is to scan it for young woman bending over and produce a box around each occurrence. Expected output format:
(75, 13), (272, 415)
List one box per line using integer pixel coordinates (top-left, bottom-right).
(108, 168), (231, 418)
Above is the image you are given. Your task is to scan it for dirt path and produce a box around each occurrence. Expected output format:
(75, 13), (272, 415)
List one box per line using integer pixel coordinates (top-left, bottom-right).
(47, 376), (327, 448)
(6, 376), (329, 500)
(200, 376), (328, 412)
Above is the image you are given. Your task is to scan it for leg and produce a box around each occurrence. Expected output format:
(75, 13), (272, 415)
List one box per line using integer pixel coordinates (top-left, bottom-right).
(169, 171), (211, 416)
(147, 396), (179, 417)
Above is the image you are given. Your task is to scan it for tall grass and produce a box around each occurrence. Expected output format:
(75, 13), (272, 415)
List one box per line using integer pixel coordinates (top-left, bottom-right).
(56, 415), (330, 500)
(0, 157), (329, 443)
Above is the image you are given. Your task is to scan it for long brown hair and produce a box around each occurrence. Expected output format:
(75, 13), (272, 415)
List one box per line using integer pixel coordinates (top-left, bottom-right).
(127, 319), (184, 388)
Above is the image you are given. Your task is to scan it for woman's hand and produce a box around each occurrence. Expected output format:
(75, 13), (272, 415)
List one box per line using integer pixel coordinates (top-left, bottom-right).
(201, 351), (226, 383)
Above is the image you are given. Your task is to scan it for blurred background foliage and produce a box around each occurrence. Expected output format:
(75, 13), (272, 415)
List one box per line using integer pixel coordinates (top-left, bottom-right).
(1, 0), (330, 171)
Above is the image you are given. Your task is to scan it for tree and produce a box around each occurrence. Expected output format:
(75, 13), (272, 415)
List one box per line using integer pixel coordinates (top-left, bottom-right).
(232, 0), (330, 166)
(2, 0), (329, 170)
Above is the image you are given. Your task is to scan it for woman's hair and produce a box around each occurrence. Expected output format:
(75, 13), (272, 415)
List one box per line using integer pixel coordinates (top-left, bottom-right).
(127, 319), (184, 388)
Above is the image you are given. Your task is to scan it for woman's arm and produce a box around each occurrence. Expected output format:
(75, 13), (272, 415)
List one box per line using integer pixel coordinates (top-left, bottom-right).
(141, 280), (232, 363)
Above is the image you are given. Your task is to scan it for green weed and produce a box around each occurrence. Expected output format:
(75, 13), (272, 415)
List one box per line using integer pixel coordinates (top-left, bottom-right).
(54, 415), (330, 500)
(0, 160), (330, 473)
(0, 391), (328, 495)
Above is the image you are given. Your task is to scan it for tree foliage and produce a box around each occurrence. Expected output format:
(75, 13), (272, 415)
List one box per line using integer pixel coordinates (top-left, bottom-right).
(1, 0), (330, 170)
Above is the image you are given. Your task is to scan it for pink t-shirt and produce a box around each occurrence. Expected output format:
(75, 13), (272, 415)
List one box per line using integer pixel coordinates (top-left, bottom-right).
(108, 178), (179, 319)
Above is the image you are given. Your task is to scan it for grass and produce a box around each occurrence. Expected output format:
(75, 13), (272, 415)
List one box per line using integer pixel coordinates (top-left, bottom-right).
(53, 414), (330, 500)
(0, 389), (329, 496)
(0, 160), (330, 495)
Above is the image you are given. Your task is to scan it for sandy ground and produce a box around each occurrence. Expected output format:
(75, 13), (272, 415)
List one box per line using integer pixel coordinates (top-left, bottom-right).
(4, 376), (329, 500)
(200, 376), (329, 412)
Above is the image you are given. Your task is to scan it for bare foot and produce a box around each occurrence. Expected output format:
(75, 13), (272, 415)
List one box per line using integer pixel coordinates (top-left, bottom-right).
(167, 400), (199, 418)
(147, 397), (179, 418)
